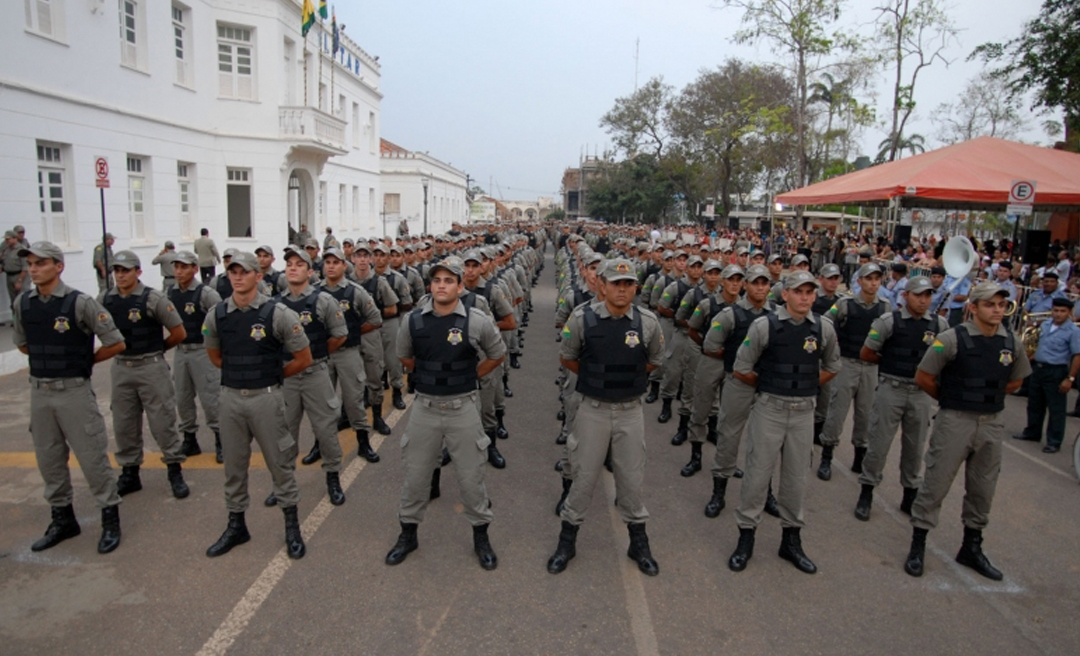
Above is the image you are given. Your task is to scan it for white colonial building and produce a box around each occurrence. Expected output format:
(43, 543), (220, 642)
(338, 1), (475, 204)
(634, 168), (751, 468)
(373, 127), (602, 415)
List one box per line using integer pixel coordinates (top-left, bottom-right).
(0, 0), (386, 301)
(379, 139), (468, 238)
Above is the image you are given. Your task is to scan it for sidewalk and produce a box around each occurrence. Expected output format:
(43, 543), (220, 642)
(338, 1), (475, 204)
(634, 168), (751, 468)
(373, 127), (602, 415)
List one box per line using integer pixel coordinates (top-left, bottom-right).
(0, 324), (27, 377)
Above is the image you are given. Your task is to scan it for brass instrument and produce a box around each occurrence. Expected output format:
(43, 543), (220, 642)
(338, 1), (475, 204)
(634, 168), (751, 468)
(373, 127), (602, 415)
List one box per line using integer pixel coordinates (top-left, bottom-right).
(1021, 312), (1051, 357)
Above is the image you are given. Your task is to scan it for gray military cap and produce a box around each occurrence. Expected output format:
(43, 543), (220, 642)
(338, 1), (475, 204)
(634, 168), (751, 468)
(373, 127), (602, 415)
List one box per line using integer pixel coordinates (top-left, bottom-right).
(283, 246), (313, 267)
(857, 263), (883, 279)
(721, 264), (745, 279)
(819, 263), (841, 278)
(703, 259), (723, 273)
(111, 250), (140, 269)
(323, 247), (347, 262)
(784, 270), (820, 290)
(18, 241), (64, 263)
(601, 258), (638, 282)
(227, 252), (259, 272)
(906, 276), (933, 295)
(746, 264), (771, 282)
(173, 250), (198, 266)
(429, 258), (464, 280)
(968, 281), (1008, 302)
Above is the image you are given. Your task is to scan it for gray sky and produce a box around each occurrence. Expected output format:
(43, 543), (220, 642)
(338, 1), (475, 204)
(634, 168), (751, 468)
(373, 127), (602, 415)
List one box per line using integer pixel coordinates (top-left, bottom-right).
(339, 0), (1050, 201)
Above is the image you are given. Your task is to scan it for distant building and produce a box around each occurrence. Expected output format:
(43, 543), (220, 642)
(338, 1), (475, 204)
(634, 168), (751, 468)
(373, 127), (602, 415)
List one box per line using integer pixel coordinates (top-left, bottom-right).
(561, 157), (604, 220)
(379, 139), (468, 237)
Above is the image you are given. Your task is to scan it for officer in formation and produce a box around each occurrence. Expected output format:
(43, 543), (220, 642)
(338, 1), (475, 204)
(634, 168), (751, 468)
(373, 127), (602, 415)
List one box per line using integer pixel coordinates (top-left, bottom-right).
(643, 250), (679, 403)
(654, 251), (692, 425)
(386, 258), (506, 570)
(255, 245), (288, 296)
(547, 258), (664, 576)
(904, 282), (1030, 580)
(151, 241), (178, 290)
(811, 264), (843, 443)
(1012, 296), (1080, 454)
(168, 251), (224, 462)
(662, 255), (707, 445)
(16, 241), (125, 554)
(372, 243), (413, 411)
(103, 251), (190, 501)
(2, 230), (27, 310)
(92, 232), (115, 293)
(853, 276), (948, 521)
(351, 242), (399, 435)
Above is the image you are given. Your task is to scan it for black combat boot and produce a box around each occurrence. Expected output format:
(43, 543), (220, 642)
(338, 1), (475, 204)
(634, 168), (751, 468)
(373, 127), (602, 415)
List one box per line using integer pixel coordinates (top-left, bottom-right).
(406, 374), (416, 395)
(495, 409), (509, 439)
(264, 491), (278, 507)
(728, 527), (755, 571)
(764, 482), (781, 518)
(627, 523), (659, 576)
(337, 410), (351, 431)
(372, 403), (392, 435)
(813, 420), (824, 446)
(509, 353), (521, 369)
(441, 447), (452, 467)
(817, 445), (833, 481)
(167, 463), (190, 499)
(556, 421), (568, 445)
(854, 484), (873, 521)
(116, 465), (142, 496)
(900, 486), (918, 515)
(98, 505), (121, 554)
(429, 468), (442, 500)
(706, 415), (718, 445)
(206, 512), (251, 557)
(955, 526), (1003, 581)
(214, 431), (223, 464)
(904, 527), (929, 577)
(851, 446), (867, 473)
(645, 380), (660, 404)
(356, 429), (380, 463)
(283, 505), (305, 559)
(671, 414), (690, 446)
(386, 522), (418, 565)
(556, 408), (565, 422)
(473, 524), (498, 570)
(31, 504), (81, 552)
(657, 398), (673, 423)
(392, 387), (406, 410)
(502, 375), (513, 398)
(487, 430), (506, 469)
(778, 527), (817, 574)
(680, 441), (702, 477)
(326, 472), (345, 506)
(555, 477), (572, 516)
(301, 442), (322, 465)
(704, 476), (728, 518)
(546, 521), (579, 574)
(181, 431), (202, 456)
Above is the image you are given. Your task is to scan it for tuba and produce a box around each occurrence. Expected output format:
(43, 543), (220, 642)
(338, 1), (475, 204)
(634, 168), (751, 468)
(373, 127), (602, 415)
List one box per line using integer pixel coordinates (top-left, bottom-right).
(932, 236), (978, 314)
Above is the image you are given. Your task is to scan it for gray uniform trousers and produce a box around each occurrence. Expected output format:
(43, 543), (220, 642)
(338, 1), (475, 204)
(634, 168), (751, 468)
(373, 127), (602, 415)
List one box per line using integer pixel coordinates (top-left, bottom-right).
(479, 371), (499, 432)
(911, 408), (1003, 531)
(398, 391), (493, 526)
(561, 394), (649, 526)
(6, 273), (20, 309)
(822, 357), (878, 448)
(30, 378), (121, 508)
(329, 345), (372, 432)
(688, 353), (724, 444)
(735, 393), (815, 529)
(815, 377), (834, 424)
(558, 372), (582, 479)
(379, 317), (404, 390)
(174, 345), (221, 434)
(360, 330), (385, 402)
(859, 376), (932, 489)
(650, 317), (674, 383)
(710, 375), (758, 478)
(283, 361), (343, 473)
(220, 386), (299, 512)
(112, 356), (185, 467)
(660, 329), (689, 404)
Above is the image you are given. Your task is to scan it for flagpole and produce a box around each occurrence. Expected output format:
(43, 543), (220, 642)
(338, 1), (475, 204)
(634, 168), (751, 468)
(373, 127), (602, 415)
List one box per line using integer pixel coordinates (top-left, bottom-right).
(330, 8), (335, 114)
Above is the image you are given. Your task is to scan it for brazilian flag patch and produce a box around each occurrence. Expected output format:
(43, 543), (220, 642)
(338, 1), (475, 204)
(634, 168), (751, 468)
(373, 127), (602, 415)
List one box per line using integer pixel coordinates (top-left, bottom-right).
(562, 325), (571, 340)
(931, 339), (945, 353)
(742, 336), (751, 347)
(868, 329), (881, 341)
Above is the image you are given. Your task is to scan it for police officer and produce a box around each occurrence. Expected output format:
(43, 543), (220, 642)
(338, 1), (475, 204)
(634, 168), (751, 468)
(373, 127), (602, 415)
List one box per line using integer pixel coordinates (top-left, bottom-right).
(373, 243), (413, 410)
(812, 264), (843, 443)
(656, 251), (697, 425)
(92, 233), (115, 293)
(819, 262), (892, 480)
(854, 276), (949, 521)
(727, 271), (841, 574)
(352, 243), (399, 435)
(203, 252), (313, 560)
(103, 250), (190, 500)
(255, 245), (288, 296)
(168, 250), (224, 462)
(265, 246), (349, 507)
(547, 258), (664, 576)
(15, 241), (125, 554)
(2, 230), (27, 310)
(151, 241), (178, 290)
(1013, 296), (1080, 453)
(386, 258), (506, 570)
(904, 282), (1031, 580)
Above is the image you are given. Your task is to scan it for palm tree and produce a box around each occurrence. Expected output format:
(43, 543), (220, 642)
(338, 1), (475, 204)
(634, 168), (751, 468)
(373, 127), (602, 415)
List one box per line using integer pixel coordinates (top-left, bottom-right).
(876, 132), (926, 162)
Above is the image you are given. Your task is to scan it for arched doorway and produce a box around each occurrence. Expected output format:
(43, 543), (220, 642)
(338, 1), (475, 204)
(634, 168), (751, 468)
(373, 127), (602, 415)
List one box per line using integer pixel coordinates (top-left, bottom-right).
(287, 169), (315, 244)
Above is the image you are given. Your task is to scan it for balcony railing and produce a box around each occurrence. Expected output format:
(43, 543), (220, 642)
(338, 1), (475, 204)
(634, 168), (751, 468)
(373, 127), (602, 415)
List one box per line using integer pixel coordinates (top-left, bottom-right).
(279, 107), (348, 155)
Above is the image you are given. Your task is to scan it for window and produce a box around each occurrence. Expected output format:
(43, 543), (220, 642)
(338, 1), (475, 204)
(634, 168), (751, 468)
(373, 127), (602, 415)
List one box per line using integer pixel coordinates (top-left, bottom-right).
(319, 181), (327, 220)
(368, 188), (375, 224)
(25, 0), (65, 41)
(36, 142), (70, 245)
(172, 4), (191, 86)
(283, 39), (295, 105)
(338, 94), (346, 119)
(218, 24), (254, 100)
(352, 186), (359, 229)
(178, 162), (194, 239)
(352, 103), (360, 148)
(127, 155), (149, 239)
(226, 168), (252, 237)
(338, 184), (346, 225)
(384, 193), (400, 214)
(368, 111), (377, 153)
(318, 83), (327, 112)
(118, 0), (142, 69)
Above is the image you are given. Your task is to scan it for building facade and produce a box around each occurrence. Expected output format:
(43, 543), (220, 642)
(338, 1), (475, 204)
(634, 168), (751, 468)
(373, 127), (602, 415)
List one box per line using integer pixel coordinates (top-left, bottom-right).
(378, 139), (468, 238)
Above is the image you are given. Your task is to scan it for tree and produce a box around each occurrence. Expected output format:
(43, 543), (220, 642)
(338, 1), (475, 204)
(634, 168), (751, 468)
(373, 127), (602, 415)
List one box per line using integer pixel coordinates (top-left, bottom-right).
(599, 77), (674, 159)
(931, 69), (1028, 145)
(585, 156), (675, 224)
(875, 0), (959, 161)
(876, 132), (925, 161)
(972, 0), (1080, 151)
(544, 208), (566, 222)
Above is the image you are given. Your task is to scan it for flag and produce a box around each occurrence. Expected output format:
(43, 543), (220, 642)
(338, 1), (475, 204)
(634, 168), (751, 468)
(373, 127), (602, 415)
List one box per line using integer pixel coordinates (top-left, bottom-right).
(331, 8), (339, 55)
(319, 0), (328, 20)
(301, 0), (315, 36)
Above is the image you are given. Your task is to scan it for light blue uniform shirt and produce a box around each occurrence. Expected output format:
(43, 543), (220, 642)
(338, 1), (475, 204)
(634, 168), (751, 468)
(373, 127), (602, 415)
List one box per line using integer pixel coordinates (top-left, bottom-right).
(1032, 319), (1080, 366)
(944, 275), (972, 310)
(1025, 288), (1067, 313)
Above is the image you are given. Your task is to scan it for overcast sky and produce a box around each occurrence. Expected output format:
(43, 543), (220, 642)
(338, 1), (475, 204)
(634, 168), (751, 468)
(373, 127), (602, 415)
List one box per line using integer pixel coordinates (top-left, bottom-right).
(338, 0), (1050, 201)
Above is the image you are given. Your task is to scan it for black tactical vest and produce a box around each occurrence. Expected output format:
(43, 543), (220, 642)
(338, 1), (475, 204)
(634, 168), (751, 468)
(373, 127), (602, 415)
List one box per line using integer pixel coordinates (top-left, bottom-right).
(264, 270), (286, 297)
(938, 325), (1016, 413)
(879, 311), (939, 379)
(169, 283), (208, 345)
(22, 292), (95, 379)
(408, 309), (478, 396)
(216, 301), (283, 389)
(324, 283), (363, 348)
(572, 284), (593, 310)
(575, 305), (649, 401)
(359, 274), (387, 312)
(812, 293), (837, 316)
(838, 299), (886, 359)
(104, 287), (166, 356)
(216, 274), (233, 299)
(276, 291), (329, 361)
(723, 305), (766, 373)
(756, 313), (823, 397)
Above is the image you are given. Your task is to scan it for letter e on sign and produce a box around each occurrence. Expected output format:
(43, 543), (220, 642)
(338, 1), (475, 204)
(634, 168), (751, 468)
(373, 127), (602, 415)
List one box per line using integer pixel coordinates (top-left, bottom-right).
(1009, 180), (1036, 204)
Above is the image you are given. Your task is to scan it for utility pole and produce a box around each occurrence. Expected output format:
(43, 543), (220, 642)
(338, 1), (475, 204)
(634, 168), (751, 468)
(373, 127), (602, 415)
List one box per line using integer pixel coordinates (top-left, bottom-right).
(634, 37), (639, 91)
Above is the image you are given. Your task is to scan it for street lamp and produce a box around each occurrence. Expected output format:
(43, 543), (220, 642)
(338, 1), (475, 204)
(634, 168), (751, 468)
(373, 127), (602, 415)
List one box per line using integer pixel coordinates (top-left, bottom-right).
(421, 177), (429, 235)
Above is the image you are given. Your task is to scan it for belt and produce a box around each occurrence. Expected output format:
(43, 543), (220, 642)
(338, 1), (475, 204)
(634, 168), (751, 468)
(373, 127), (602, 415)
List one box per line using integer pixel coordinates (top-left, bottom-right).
(298, 360), (328, 376)
(843, 356), (876, 367)
(116, 353), (165, 367)
(880, 375), (920, 390)
(224, 385), (281, 396)
(416, 391), (477, 409)
(756, 393), (814, 411)
(176, 343), (205, 352)
(583, 396), (642, 410)
(1034, 361), (1068, 369)
(30, 377), (88, 390)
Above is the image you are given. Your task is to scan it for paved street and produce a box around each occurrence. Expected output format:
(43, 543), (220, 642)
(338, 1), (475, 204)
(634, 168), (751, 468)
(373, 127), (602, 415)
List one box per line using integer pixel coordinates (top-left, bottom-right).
(2, 251), (1080, 656)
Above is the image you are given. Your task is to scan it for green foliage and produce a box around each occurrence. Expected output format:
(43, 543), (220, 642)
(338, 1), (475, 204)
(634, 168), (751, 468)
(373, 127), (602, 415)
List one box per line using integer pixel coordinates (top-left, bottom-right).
(544, 208), (566, 222)
(584, 155), (676, 224)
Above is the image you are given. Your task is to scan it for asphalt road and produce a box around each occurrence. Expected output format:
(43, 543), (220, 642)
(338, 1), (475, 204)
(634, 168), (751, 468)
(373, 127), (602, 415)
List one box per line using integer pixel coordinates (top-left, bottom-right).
(1, 250), (1079, 656)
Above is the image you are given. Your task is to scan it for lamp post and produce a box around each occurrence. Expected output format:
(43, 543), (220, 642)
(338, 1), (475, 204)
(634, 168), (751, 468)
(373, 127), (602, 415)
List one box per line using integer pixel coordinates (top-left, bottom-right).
(421, 177), (429, 235)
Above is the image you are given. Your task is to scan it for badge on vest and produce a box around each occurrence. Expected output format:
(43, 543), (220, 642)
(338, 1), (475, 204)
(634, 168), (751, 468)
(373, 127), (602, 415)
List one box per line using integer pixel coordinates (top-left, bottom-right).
(803, 336), (819, 353)
(999, 349), (1014, 366)
(922, 331), (935, 345)
(339, 300), (351, 311)
(127, 308), (142, 322)
(447, 328), (463, 345)
(98, 311), (110, 324)
(250, 324), (267, 341)
(184, 302), (196, 315)
(299, 311), (313, 325)
(625, 330), (641, 348)
(54, 316), (71, 333)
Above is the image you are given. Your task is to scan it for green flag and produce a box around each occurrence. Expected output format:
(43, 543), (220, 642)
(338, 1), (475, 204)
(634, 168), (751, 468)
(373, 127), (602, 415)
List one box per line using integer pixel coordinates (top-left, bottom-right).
(301, 0), (314, 36)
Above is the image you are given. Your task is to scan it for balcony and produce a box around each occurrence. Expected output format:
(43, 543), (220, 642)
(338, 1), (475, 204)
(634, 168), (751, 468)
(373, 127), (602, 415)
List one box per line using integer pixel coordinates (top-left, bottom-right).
(279, 107), (348, 157)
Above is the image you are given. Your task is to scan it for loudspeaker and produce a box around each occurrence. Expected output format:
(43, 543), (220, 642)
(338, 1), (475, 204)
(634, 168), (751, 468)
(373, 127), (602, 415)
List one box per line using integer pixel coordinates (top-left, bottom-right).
(893, 225), (912, 252)
(728, 216), (740, 231)
(1017, 229), (1051, 265)
(759, 219), (771, 236)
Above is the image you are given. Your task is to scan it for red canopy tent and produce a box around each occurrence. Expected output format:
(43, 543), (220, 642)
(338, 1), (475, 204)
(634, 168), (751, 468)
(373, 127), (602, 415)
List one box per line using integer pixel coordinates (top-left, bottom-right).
(775, 137), (1080, 212)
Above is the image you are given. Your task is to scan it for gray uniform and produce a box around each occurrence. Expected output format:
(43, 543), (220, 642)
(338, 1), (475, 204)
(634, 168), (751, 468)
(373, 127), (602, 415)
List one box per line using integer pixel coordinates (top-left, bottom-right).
(475, 278), (515, 424)
(2, 242), (26, 309)
(202, 294), (310, 512)
(14, 282), (124, 509)
(93, 243), (114, 292)
(658, 277), (695, 408)
(559, 301), (664, 526)
(377, 268), (413, 391)
(151, 251), (178, 290)
(734, 308), (841, 528)
(352, 269), (397, 401)
(172, 282), (223, 436)
(324, 279), (382, 432)
(396, 299), (506, 526)
(910, 322), (1030, 531)
(685, 295), (732, 445)
(105, 283), (186, 468)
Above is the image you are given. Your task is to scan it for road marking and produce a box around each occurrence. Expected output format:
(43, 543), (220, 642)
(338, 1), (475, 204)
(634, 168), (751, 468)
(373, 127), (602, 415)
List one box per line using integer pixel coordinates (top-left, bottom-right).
(604, 474), (660, 656)
(195, 403), (406, 656)
(1002, 441), (1075, 481)
(416, 587), (460, 656)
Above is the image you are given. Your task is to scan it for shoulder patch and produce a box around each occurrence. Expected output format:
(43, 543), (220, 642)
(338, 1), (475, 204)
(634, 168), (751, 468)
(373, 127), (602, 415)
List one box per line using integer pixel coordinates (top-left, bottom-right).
(868, 329), (881, 341)
(292, 323), (304, 335)
(931, 339), (944, 353)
